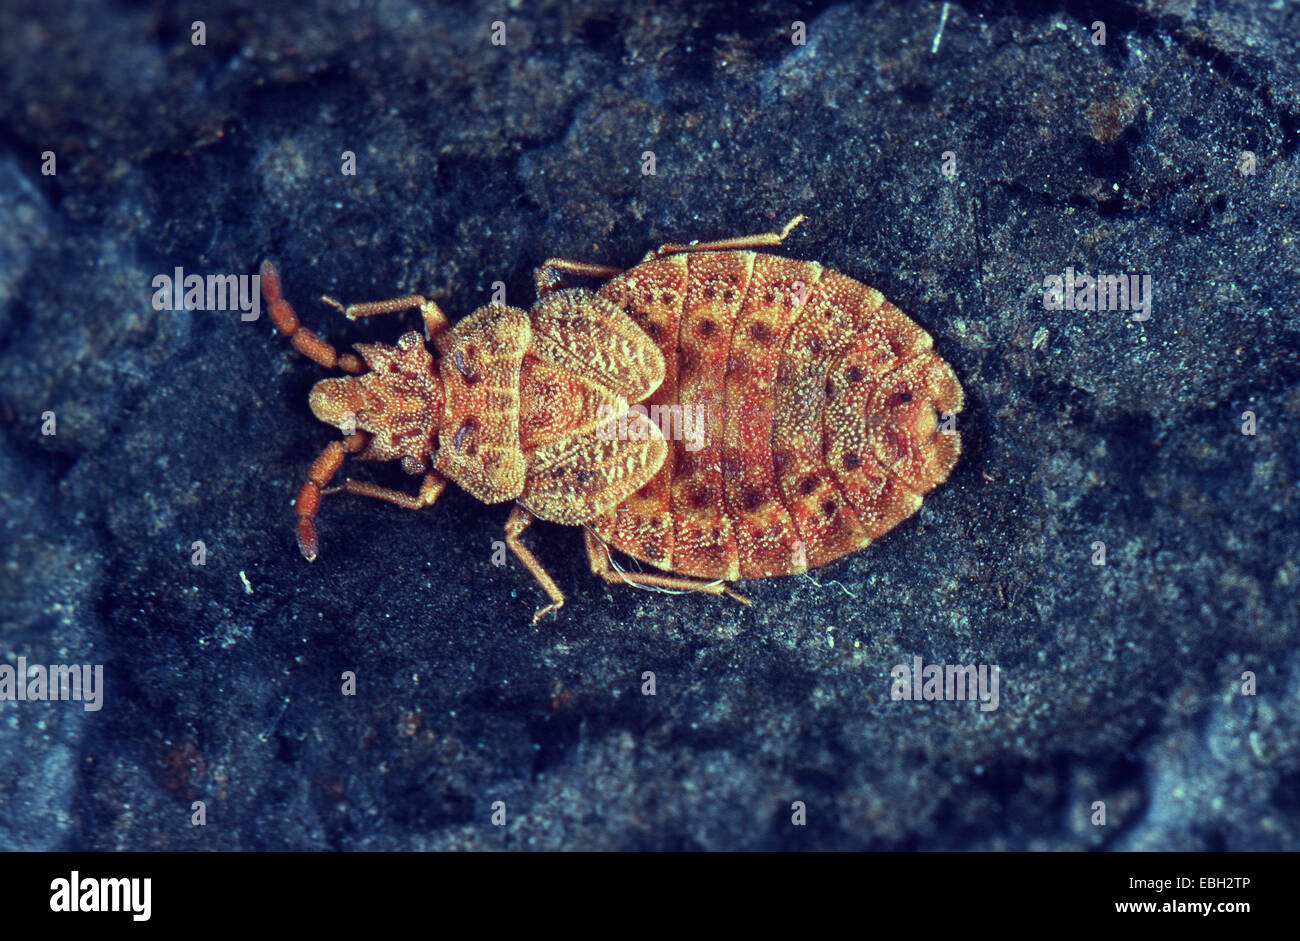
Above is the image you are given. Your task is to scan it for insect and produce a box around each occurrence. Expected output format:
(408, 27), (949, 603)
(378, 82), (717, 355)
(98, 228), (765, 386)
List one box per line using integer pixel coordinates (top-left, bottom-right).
(260, 216), (963, 622)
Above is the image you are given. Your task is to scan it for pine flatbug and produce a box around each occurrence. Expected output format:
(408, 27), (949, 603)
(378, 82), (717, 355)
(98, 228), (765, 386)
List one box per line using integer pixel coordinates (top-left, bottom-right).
(260, 217), (963, 622)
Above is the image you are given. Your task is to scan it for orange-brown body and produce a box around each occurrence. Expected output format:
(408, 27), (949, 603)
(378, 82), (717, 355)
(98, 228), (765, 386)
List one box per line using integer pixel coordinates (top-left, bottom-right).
(261, 217), (963, 621)
(593, 252), (962, 580)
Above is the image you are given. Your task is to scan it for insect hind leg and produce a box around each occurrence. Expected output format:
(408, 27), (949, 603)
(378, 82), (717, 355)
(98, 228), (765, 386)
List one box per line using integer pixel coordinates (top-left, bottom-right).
(642, 214), (806, 262)
(582, 529), (751, 606)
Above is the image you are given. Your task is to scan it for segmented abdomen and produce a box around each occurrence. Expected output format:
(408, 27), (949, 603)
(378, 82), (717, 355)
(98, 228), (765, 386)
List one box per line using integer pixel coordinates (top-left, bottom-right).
(592, 251), (963, 580)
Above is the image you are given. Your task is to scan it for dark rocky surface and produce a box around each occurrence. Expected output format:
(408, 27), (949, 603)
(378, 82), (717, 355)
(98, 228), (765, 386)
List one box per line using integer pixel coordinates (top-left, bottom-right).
(0, 0), (1296, 850)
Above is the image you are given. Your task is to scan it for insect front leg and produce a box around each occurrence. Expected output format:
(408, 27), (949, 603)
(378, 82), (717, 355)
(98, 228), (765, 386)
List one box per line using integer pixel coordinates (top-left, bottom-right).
(298, 461), (447, 561)
(322, 471), (448, 510)
(319, 291), (450, 339)
(504, 504), (566, 624)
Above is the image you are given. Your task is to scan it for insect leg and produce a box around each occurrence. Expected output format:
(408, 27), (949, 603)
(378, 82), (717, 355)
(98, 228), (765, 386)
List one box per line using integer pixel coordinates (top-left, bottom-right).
(321, 472), (448, 511)
(582, 529), (751, 606)
(532, 259), (625, 297)
(293, 433), (369, 561)
(504, 504), (566, 624)
(319, 293), (450, 339)
(260, 261), (364, 374)
(642, 214), (807, 262)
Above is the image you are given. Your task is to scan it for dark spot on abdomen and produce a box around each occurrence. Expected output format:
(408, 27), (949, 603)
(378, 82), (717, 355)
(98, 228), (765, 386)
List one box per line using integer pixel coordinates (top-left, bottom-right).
(453, 417), (479, 451)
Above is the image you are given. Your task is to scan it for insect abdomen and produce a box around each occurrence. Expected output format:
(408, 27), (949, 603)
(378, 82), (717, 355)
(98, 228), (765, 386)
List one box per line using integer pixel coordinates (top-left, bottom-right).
(593, 251), (963, 580)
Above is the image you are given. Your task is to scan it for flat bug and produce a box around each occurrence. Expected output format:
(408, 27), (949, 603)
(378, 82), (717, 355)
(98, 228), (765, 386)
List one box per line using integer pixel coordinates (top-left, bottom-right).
(260, 216), (963, 622)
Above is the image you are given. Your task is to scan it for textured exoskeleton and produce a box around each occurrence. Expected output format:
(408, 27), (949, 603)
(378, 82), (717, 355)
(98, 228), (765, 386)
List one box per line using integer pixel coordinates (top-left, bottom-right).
(261, 217), (963, 621)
